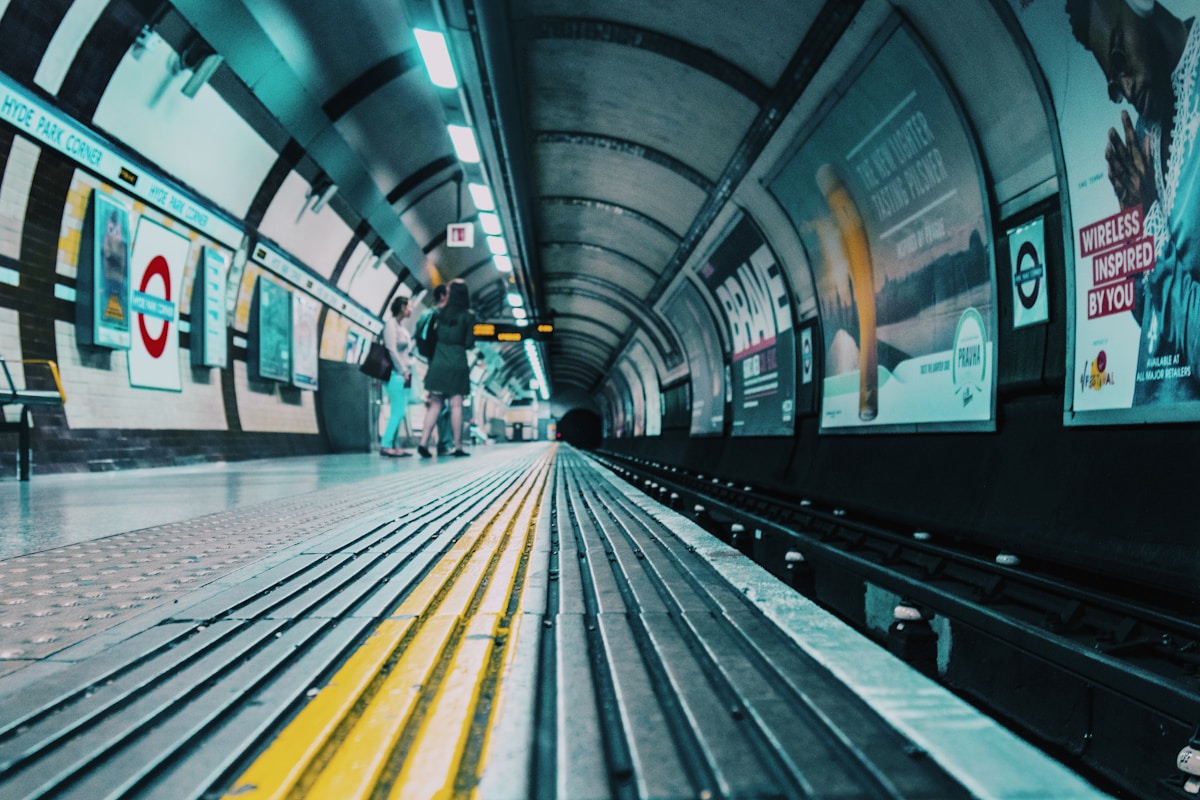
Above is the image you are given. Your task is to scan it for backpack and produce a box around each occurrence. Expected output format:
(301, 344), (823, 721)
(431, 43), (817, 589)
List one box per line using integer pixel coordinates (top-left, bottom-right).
(415, 310), (439, 360)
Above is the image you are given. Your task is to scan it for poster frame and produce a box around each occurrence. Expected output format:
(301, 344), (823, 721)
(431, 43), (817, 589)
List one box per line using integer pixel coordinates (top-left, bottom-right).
(766, 13), (998, 434)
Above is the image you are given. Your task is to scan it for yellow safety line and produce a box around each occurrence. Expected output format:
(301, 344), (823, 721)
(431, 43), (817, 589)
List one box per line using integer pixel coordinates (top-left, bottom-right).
(391, 456), (550, 799)
(224, 448), (554, 800)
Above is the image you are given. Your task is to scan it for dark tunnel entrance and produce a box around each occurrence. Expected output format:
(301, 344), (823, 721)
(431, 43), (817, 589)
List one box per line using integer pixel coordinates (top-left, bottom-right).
(556, 408), (602, 449)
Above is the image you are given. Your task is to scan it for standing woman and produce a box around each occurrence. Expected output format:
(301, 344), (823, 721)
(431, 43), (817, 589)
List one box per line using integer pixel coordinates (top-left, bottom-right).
(380, 295), (414, 457)
(418, 279), (475, 458)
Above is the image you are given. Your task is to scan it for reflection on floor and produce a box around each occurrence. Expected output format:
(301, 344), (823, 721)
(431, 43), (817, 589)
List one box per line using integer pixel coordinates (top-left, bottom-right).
(0, 447), (509, 560)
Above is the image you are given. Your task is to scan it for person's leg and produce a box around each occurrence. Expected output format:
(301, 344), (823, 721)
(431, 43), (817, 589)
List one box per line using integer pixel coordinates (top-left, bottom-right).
(419, 394), (444, 456)
(381, 373), (405, 454)
(449, 394), (464, 450)
(437, 404), (452, 454)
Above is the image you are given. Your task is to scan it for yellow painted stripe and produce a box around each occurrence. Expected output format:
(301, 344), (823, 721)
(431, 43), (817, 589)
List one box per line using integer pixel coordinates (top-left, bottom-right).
(225, 449), (555, 800)
(389, 613), (500, 800)
(303, 614), (458, 799)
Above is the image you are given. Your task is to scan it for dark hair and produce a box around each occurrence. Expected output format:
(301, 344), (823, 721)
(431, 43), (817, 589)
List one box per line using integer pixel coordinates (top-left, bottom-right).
(432, 283), (448, 302)
(390, 295), (409, 317)
(1064, 0), (1095, 48)
(441, 279), (471, 325)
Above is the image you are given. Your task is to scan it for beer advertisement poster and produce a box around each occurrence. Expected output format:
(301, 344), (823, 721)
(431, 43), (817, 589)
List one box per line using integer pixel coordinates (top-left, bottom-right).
(127, 216), (189, 392)
(1008, 0), (1200, 422)
(695, 216), (797, 437)
(661, 280), (726, 435)
(769, 20), (995, 432)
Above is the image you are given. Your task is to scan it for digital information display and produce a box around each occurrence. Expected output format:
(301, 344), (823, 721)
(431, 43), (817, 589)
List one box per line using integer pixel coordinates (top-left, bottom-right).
(771, 20), (995, 432)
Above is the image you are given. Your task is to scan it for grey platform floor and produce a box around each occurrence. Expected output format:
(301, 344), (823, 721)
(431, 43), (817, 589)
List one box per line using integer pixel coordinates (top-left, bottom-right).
(0, 446), (505, 559)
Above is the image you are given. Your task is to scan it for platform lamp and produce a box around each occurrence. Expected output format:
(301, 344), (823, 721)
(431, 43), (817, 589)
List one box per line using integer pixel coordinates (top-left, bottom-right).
(173, 36), (223, 98)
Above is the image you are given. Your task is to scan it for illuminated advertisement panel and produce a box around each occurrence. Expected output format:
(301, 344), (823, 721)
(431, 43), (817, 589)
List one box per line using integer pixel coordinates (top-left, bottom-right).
(191, 247), (228, 368)
(291, 292), (320, 390)
(771, 20), (995, 432)
(76, 192), (132, 349)
(662, 280), (726, 435)
(127, 217), (190, 391)
(1009, 0), (1200, 422)
(628, 340), (661, 436)
(251, 275), (291, 382)
(695, 216), (796, 436)
(617, 356), (646, 437)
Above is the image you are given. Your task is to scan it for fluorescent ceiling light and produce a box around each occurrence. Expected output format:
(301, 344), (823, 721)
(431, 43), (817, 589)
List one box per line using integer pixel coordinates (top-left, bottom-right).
(516, 317), (530, 327)
(493, 255), (512, 272)
(512, 307), (528, 319)
(486, 235), (508, 255)
(469, 183), (495, 211)
(447, 125), (480, 163)
(479, 212), (501, 236)
(506, 292), (523, 307)
(413, 29), (458, 89)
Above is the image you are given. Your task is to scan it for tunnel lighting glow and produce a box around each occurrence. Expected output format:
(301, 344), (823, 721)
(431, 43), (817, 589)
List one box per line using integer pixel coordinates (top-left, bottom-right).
(516, 317), (530, 327)
(512, 307), (528, 319)
(447, 125), (480, 163)
(469, 182), (495, 211)
(493, 254), (512, 272)
(506, 292), (524, 307)
(486, 235), (508, 255)
(525, 339), (550, 400)
(414, 29), (458, 89)
(478, 212), (501, 236)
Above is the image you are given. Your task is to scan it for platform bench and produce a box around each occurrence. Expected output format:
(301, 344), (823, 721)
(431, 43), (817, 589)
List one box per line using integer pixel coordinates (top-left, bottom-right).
(1, 357), (65, 480)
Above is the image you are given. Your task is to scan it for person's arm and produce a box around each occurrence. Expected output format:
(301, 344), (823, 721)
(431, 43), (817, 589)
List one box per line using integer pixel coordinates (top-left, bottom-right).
(383, 319), (405, 372)
(396, 326), (412, 378)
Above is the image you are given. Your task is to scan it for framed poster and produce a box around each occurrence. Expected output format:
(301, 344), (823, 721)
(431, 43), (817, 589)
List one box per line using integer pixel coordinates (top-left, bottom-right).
(76, 192), (132, 349)
(250, 275), (291, 382)
(191, 246), (229, 368)
(128, 217), (190, 391)
(1009, 0), (1200, 422)
(695, 215), (796, 436)
(770, 19), (995, 432)
(662, 279), (727, 435)
(291, 291), (320, 390)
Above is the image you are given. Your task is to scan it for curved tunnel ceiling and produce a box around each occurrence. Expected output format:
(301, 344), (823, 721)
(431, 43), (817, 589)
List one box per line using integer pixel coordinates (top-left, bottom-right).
(168, 0), (1043, 407)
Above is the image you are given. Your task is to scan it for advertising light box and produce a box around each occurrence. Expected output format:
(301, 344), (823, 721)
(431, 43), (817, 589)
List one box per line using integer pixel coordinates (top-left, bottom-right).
(250, 275), (291, 382)
(192, 247), (229, 368)
(770, 19), (995, 432)
(695, 216), (796, 436)
(662, 280), (726, 435)
(1008, 0), (1200, 423)
(76, 192), (132, 350)
(291, 291), (320, 390)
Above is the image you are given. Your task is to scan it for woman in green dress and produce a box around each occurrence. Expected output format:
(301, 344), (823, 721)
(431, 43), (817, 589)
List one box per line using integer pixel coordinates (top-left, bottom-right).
(417, 279), (476, 457)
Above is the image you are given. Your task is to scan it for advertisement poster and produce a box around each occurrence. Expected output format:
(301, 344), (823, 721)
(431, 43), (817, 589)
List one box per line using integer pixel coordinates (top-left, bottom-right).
(770, 21), (994, 431)
(291, 291), (320, 390)
(662, 280), (726, 435)
(1009, 216), (1049, 328)
(628, 340), (661, 436)
(696, 216), (796, 436)
(127, 217), (189, 391)
(191, 247), (228, 368)
(1010, 0), (1200, 420)
(78, 192), (132, 349)
(252, 275), (291, 382)
(617, 357), (646, 437)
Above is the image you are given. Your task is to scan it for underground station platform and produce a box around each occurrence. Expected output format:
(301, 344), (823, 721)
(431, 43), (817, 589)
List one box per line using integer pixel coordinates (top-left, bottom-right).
(0, 444), (1110, 799)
